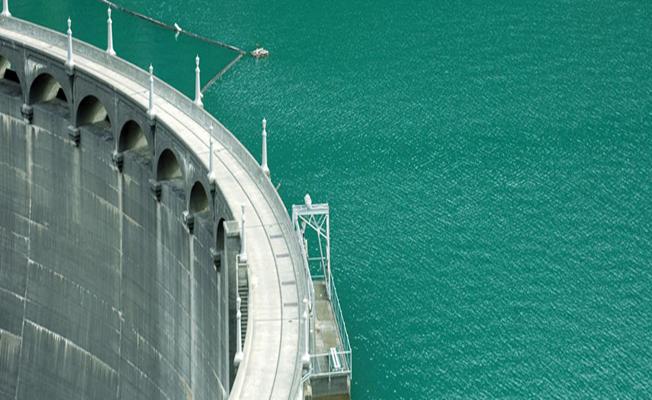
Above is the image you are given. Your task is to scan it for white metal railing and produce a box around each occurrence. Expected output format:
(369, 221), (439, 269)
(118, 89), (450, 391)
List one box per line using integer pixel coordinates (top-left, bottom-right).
(309, 350), (352, 377)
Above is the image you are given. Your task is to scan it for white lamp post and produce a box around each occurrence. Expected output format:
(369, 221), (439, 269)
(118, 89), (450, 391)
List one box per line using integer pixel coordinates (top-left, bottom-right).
(106, 8), (116, 56)
(194, 55), (203, 107)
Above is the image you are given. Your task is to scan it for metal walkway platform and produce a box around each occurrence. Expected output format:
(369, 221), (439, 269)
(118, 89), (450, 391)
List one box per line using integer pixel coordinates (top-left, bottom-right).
(292, 198), (351, 399)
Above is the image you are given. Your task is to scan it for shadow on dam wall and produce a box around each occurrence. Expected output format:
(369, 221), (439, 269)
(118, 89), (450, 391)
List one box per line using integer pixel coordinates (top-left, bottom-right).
(0, 68), (232, 399)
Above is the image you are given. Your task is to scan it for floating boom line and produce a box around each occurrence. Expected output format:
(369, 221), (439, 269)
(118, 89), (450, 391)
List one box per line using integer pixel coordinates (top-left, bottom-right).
(202, 53), (243, 94)
(96, 0), (246, 54)
(96, 0), (248, 93)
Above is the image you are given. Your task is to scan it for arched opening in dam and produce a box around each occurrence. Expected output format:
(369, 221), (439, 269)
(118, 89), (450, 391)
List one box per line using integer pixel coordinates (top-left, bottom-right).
(0, 55), (21, 96)
(157, 148), (182, 181)
(29, 73), (68, 117)
(29, 73), (67, 104)
(189, 181), (209, 214)
(119, 120), (148, 154)
(76, 95), (111, 129)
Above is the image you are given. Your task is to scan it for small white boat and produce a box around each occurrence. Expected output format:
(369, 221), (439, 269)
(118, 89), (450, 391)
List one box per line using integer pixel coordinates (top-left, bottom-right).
(251, 48), (269, 58)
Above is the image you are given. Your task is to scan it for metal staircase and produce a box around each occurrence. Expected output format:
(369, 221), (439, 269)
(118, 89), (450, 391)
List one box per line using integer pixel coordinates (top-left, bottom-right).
(238, 263), (249, 345)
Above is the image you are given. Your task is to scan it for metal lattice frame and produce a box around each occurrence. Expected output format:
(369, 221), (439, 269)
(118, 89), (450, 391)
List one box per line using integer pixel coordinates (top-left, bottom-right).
(292, 200), (331, 299)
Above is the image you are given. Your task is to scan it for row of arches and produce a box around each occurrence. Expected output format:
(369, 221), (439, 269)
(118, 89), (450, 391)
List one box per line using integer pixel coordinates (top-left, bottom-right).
(0, 66), (107, 128)
(0, 56), (144, 154)
(0, 55), (211, 218)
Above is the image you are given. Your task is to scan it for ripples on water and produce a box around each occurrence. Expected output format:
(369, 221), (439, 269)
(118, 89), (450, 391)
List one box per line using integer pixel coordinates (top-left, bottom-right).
(17, 0), (652, 398)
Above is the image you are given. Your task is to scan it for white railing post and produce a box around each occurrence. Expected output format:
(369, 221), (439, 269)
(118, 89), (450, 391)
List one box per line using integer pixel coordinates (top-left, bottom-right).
(106, 8), (115, 56)
(302, 297), (310, 368)
(194, 55), (203, 107)
(1, 0), (10, 17)
(65, 18), (74, 70)
(261, 118), (270, 177)
(147, 64), (155, 118)
(239, 204), (247, 262)
(234, 296), (243, 367)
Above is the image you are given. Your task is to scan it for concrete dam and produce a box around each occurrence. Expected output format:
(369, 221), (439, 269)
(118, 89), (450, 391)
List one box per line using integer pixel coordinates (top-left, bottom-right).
(0, 5), (350, 400)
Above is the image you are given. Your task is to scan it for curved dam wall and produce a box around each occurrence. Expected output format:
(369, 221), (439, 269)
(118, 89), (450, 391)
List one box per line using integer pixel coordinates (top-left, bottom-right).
(0, 14), (309, 400)
(0, 44), (233, 400)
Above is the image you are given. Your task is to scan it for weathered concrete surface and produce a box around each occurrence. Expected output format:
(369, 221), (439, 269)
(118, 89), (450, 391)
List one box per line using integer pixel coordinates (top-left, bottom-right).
(314, 282), (340, 356)
(0, 14), (308, 400)
(0, 88), (228, 400)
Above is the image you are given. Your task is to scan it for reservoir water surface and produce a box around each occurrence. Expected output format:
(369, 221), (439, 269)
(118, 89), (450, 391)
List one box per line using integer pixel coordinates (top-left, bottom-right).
(15, 1), (652, 398)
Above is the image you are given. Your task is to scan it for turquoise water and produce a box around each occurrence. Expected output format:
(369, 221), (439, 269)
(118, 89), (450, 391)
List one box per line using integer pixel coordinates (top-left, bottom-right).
(15, 0), (652, 398)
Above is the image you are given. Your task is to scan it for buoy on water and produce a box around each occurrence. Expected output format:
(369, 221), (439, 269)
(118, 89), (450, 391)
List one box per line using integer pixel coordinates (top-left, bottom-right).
(251, 47), (269, 58)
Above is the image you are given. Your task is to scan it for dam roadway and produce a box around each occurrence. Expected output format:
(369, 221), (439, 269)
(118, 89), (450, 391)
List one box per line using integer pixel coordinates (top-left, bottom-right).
(0, 15), (307, 400)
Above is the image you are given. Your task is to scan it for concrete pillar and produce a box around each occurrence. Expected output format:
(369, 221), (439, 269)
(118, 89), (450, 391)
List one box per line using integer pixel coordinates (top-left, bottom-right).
(194, 55), (203, 107)
(239, 204), (247, 262)
(234, 296), (243, 367)
(65, 18), (74, 71)
(2, 0), (10, 17)
(261, 118), (270, 177)
(106, 8), (116, 56)
(20, 104), (33, 124)
(147, 64), (155, 119)
(208, 125), (216, 184)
